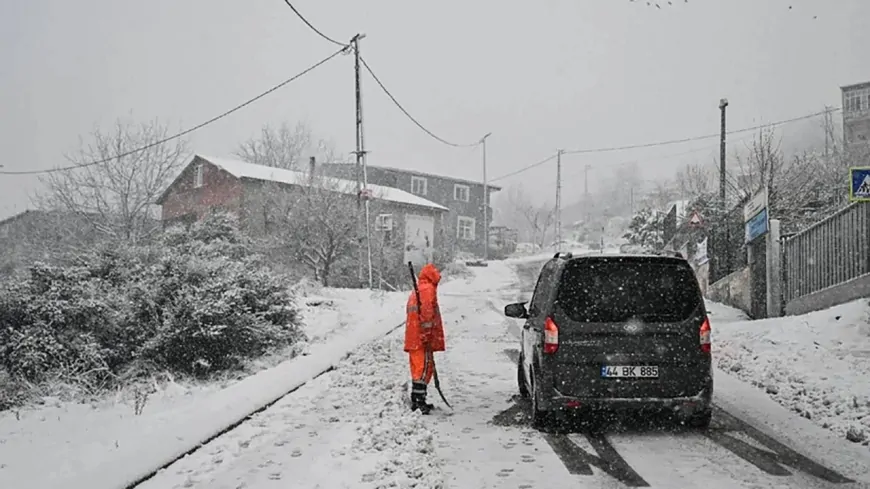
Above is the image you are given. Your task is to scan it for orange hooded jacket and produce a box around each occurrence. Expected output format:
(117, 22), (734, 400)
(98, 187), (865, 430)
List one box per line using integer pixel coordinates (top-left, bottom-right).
(404, 263), (445, 352)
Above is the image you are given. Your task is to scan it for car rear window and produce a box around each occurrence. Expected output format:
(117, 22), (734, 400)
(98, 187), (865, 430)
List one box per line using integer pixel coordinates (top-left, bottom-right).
(556, 258), (702, 323)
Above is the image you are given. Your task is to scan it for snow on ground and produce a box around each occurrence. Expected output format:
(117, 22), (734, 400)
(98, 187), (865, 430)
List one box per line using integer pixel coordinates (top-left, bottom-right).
(711, 298), (870, 450)
(137, 330), (444, 489)
(0, 286), (407, 489)
(138, 259), (870, 488)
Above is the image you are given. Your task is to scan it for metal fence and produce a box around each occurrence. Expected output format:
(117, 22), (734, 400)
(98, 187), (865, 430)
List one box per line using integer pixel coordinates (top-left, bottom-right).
(782, 202), (870, 304)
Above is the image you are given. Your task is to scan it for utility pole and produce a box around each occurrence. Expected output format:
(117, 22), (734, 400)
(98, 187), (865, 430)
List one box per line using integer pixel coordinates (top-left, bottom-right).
(719, 98), (730, 276)
(352, 33), (373, 289)
(555, 149), (563, 252)
(481, 132), (492, 261)
(583, 163), (591, 224)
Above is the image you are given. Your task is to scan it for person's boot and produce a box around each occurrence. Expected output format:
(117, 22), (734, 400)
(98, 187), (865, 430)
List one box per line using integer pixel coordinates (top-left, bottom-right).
(410, 382), (434, 415)
(411, 392), (433, 415)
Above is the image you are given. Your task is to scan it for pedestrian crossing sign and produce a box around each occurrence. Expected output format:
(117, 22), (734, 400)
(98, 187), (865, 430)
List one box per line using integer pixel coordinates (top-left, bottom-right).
(850, 167), (870, 202)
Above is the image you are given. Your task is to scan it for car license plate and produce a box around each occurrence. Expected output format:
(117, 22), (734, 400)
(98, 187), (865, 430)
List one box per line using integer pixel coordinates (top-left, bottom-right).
(601, 365), (659, 378)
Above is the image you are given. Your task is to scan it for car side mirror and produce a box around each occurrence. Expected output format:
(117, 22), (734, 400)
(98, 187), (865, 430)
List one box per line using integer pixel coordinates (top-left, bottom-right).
(504, 302), (529, 319)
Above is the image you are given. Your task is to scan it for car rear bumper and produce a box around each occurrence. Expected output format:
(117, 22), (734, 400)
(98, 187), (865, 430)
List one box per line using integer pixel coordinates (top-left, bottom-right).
(542, 380), (713, 415)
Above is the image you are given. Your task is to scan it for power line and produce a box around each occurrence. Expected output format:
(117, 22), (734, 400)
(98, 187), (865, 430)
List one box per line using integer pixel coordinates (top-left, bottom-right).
(494, 131), (759, 183)
(278, 1), (481, 149)
(562, 108), (839, 155)
(1, 47), (347, 176)
(281, 0), (347, 47)
(490, 154), (558, 182)
(359, 57), (481, 148)
(490, 107), (838, 182)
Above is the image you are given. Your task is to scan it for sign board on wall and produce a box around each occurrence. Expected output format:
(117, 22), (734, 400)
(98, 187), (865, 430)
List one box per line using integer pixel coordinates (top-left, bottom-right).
(849, 167), (870, 202)
(744, 187), (769, 244)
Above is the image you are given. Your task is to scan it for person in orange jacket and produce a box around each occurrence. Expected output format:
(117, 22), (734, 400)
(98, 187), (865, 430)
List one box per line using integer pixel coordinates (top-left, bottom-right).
(405, 262), (445, 414)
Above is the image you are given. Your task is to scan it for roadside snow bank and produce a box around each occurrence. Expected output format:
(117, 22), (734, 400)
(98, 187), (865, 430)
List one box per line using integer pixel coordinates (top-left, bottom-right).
(137, 330), (444, 489)
(338, 336), (444, 488)
(712, 298), (870, 450)
(0, 287), (406, 489)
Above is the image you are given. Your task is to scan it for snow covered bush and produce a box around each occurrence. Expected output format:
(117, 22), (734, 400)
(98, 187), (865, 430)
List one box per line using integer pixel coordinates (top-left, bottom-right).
(623, 207), (665, 250)
(0, 213), (304, 406)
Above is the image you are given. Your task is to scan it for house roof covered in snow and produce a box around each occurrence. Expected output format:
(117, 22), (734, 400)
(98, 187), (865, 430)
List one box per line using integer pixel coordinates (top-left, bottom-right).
(157, 155), (449, 212)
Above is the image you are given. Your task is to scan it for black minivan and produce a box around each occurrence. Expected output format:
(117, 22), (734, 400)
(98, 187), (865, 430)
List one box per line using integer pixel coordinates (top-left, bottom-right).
(505, 252), (713, 429)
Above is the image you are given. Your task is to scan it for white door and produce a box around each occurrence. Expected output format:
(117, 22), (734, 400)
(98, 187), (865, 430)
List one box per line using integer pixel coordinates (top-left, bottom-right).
(404, 214), (435, 268)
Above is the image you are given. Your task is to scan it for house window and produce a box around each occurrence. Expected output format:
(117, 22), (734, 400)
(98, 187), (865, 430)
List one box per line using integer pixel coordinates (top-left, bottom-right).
(457, 216), (476, 241)
(193, 163), (204, 188)
(375, 213), (393, 231)
(411, 176), (428, 196)
(845, 88), (870, 113)
(454, 184), (470, 202)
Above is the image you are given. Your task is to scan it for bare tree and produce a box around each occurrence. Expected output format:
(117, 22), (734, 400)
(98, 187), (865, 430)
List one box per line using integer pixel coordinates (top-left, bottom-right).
(505, 186), (555, 248)
(641, 178), (680, 211)
(235, 121), (338, 170)
(734, 126), (785, 199)
(271, 171), (361, 286)
(675, 162), (715, 200)
(35, 118), (187, 243)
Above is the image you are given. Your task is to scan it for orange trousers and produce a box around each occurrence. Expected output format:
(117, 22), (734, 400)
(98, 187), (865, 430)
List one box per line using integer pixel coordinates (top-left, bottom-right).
(409, 349), (436, 384)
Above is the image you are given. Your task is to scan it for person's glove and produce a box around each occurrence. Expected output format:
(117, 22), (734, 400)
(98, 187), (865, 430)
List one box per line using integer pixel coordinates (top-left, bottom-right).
(420, 329), (432, 347)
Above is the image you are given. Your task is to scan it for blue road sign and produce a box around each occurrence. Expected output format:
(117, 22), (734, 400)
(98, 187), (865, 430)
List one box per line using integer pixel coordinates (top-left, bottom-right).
(745, 207), (769, 244)
(850, 167), (870, 202)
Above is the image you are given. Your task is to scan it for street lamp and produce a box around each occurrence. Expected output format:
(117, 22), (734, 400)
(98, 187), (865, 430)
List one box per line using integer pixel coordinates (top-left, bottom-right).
(481, 132), (492, 261)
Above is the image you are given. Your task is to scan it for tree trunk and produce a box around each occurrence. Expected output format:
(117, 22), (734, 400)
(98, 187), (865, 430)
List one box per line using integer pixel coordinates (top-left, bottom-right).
(321, 261), (331, 287)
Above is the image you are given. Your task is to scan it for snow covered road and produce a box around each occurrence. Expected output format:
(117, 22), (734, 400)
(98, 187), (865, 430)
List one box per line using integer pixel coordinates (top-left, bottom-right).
(132, 260), (870, 488)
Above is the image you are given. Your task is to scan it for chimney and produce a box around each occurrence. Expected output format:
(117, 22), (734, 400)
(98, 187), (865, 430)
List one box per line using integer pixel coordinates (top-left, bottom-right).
(308, 156), (316, 183)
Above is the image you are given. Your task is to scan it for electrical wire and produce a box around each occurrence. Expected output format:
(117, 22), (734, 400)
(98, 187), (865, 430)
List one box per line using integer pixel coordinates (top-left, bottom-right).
(1, 47), (347, 176)
(562, 108), (840, 155)
(490, 154), (558, 182)
(278, 1), (483, 148)
(359, 57), (482, 148)
(281, 0), (348, 47)
(490, 107), (839, 182)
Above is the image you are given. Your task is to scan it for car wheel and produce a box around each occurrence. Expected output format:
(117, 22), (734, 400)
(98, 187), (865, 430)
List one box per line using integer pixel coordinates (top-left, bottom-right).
(517, 354), (529, 398)
(530, 373), (551, 430)
(687, 409), (712, 429)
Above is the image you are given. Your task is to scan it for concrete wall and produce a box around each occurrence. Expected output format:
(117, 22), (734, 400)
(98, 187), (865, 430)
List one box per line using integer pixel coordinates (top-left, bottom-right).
(785, 273), (870, 316)
(707, 265), (751, 314)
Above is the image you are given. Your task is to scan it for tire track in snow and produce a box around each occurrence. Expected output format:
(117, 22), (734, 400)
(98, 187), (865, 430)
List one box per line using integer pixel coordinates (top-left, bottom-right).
(498, 347), (855, 487)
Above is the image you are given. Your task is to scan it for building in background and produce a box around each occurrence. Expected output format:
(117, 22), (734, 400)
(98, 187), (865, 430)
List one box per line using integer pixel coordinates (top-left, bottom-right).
(318, 163), (501, 257)
(0, 210), (104, 277)
(842, 81), (870, 148)
(157, 155), (448, 274)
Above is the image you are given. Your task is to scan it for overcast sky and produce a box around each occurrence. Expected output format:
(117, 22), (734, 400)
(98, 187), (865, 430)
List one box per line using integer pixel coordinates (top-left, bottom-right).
(1, 0), (868, 220)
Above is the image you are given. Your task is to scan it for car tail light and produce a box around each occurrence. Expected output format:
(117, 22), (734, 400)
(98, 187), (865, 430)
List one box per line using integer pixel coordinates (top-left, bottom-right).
(544, 317), (559, 354)
(700, 317), (711, 353)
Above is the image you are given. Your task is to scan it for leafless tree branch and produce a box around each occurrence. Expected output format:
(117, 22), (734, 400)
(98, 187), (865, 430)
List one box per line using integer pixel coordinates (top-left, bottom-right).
(34, 117), (188, 243)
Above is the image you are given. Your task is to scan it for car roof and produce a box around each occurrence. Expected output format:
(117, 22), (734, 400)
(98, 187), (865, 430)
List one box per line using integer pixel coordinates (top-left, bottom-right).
(555, 252), (687, 263)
